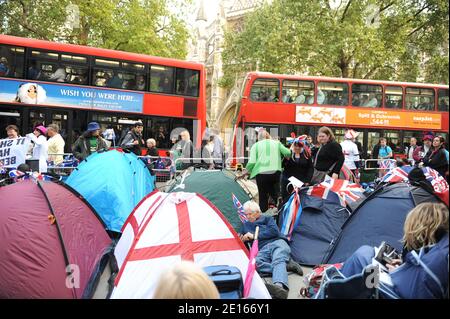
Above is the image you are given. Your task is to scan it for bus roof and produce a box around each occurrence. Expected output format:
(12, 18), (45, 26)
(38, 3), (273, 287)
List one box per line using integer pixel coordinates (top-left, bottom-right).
(246, 71), (449, 89)
(0, 34), (204, 70)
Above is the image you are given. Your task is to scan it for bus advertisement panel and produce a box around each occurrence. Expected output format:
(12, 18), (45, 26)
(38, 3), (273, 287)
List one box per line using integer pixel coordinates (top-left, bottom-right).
(295, 106), (442, 130)
(0, 79), (144, 113)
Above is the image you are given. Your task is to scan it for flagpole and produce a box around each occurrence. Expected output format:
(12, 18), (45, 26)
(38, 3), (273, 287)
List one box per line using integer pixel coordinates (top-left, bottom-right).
(243, 226), (259, 298)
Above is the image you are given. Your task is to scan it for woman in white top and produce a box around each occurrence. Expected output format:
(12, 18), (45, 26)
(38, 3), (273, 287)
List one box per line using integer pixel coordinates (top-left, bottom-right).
(26, 126), (48, 173)
(340, 129), (360, 175)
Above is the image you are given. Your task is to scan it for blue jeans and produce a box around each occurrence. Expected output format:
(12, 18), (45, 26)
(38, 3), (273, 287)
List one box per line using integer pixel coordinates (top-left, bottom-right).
(256, 239), (290, 289)
(340, 245), (375, 278)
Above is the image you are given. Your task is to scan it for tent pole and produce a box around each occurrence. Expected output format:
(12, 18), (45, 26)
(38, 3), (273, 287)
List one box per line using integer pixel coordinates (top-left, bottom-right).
(37, 180), (78, 299)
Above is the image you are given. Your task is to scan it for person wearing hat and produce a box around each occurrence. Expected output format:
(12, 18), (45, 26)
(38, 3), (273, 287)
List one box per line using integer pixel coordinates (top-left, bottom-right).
(72, 122), (108, 161)
(281, 137), (313, 201)
(120, 121), (145, 156)
(26, 126), (49, 173)
(413, 133), (434, 164)
(340, 129), (361, 177)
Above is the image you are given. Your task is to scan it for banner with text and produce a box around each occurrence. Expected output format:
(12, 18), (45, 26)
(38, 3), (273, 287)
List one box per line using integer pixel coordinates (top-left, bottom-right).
(0, 79), (143, 113)
(296, 106), (442, 130)
(0, 137), (30, 168)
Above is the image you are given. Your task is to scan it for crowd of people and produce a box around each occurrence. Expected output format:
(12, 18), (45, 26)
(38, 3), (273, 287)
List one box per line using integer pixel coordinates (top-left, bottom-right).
(1, 120), (226, 175)
(148, 198), (448, 300)
(243, 126), (449, 217)
(1, 121), (449, 300)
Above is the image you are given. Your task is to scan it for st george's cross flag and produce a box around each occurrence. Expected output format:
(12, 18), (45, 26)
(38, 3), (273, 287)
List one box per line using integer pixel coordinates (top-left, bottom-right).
(112, 191), (271, 299)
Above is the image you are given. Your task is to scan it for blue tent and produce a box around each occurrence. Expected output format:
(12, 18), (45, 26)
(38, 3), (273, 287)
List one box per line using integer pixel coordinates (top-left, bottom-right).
(325, 183), (442, 264)
(279, 189), (350, 266)
(66, 150), (155, 232)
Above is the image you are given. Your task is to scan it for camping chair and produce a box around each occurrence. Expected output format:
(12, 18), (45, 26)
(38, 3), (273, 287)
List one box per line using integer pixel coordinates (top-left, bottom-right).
(314, 265), (379, 299)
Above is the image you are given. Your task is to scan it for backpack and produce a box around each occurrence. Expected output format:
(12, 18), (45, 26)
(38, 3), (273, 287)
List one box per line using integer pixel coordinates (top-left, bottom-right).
(117, 128), (130, 147)
(300, 263), (343, 298)
(203, 265), (243, 299)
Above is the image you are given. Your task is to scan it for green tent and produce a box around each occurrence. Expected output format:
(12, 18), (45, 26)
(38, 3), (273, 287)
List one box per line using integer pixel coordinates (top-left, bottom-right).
(167, 170), (252, 231)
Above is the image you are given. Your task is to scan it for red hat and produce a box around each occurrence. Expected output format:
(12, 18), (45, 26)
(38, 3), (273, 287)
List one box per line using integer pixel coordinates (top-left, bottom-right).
(422, 134), (434, 141)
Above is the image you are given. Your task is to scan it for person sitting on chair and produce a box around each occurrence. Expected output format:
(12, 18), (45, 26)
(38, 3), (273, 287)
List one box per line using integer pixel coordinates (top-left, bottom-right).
(339, 202), (448, 299)
(238, 200), (303, 299)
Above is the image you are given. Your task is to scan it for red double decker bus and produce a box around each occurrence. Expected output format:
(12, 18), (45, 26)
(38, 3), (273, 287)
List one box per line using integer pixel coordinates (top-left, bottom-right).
(231, 72), (449, 160)
(0, 35), (206, 151)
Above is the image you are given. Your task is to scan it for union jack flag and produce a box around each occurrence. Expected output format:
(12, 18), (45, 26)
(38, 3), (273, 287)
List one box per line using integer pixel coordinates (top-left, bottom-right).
(305, 185), (342, 209)
(381, 166), (412, 184)
(379, 159), (395, 170)
(422, 167), (449, 205)
(232, 193), (248, 223)
(307, 178), (364, 206)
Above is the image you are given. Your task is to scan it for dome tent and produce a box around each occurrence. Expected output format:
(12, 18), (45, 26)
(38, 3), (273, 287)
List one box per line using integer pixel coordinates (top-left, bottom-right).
(166, 169), (252, 231)
(325, 182), (444, 264)
(0, 180), (113, 298)
(66, 150), (155, 233)
(111, 191), (270, 299)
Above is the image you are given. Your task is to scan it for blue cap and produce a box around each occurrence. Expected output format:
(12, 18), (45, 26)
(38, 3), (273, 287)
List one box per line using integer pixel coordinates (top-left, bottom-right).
(87, 122), (101, 132)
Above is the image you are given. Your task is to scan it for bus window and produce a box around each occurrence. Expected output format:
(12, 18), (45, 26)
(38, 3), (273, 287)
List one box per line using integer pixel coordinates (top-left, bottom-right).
(31, 50), (64, 82)
(176, 68), (199, 97)
(93, 58), (146, 90)
(333, 128), (346, 144)
(0, 45), (24, 78)
(60, 54), (88, 85)
(384, 130), (401, 153)
(352, 84), (382, 107)
(150, 65), (174, 94)
(65, 66), (88, 85)
(122, 62), (146, 91)
(250, 79), (280, 102)
(318, 82), (349, 106)
(406, 87), (435, 111)
(39, 62), (59, 80)
(385, 86), (403, 109)
(438, 89), (449, 112)
(282, 80), (314, 104)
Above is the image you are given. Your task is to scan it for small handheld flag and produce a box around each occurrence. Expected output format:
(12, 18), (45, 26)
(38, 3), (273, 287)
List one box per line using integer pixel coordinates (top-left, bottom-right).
(232, 193), (248, 223)
(243, 226), (259, 298)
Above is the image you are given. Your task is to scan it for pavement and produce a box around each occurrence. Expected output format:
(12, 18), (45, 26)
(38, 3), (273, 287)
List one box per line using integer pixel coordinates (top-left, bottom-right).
(262, 268), (313, 299)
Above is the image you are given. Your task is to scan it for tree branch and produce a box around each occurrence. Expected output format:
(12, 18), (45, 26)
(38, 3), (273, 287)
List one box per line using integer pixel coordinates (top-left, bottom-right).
(408, 22), (429, 37)
(340, 0), (353, 23)
(3, 2), (49, 40)
(364, 66), (379, 79)
(114, 41), (129, 50)
(379, 1), (395, 14)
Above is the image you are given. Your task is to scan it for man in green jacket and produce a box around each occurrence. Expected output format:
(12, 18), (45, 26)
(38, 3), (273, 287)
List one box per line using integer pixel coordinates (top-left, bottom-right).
(72, 122), (108, 161)
(245, 130), (291, 214)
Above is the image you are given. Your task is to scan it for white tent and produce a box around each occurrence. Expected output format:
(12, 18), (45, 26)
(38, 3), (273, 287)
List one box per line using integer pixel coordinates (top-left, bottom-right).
(112, 191), (271, 299)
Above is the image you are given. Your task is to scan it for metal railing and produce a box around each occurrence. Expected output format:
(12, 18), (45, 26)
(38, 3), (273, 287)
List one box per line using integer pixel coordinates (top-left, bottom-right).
(138, 155), (173, 183)
(46, 153), (79, 175)
(362, 159), (397, 171)
(225, 157), (249, 169)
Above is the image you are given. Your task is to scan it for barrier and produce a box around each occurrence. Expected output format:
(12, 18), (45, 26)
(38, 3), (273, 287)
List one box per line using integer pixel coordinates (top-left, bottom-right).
(46, 153), (78, 176)
(225, 157), (249, 169)
(362, 159), (397, 170)
(138, 156), (173, 183)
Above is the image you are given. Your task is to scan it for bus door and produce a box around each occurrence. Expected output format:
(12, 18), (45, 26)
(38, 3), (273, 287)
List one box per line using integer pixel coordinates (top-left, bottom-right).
(27, 109), (47, 133)
(243, 124), (278, 164)
(50, 110), (70, 151)
(365, 129), (382, 159)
